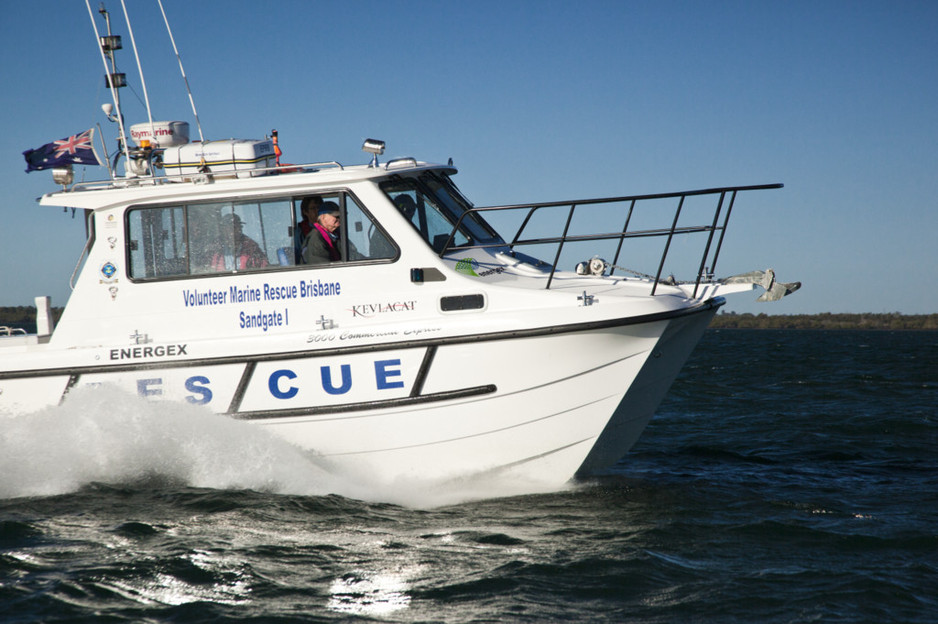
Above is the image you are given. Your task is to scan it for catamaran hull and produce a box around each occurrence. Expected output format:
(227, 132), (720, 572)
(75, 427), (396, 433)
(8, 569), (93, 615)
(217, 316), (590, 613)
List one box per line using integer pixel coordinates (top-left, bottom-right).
(0, 303), (718, 487)
(575, 304), (717, 476)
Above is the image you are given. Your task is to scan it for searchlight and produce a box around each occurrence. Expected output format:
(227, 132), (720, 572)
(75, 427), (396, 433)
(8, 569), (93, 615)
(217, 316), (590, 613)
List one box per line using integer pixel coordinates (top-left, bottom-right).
(362, 138), (385, 167)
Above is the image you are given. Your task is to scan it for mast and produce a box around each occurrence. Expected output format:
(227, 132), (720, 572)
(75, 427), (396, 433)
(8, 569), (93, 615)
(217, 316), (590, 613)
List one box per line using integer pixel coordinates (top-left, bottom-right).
(87, 1), (132, 176)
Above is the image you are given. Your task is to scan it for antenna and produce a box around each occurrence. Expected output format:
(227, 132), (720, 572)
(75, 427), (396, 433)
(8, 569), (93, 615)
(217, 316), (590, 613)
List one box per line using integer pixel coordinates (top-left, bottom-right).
(86, 0), (131, 176)
(157, 0), (205, 143)
(95, 122), (115, 178)
(119, 0), (156, 157)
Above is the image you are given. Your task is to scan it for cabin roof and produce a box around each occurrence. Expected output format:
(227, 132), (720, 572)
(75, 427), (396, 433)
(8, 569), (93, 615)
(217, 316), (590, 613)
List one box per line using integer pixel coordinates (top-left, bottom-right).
(38, 160), (455, 210)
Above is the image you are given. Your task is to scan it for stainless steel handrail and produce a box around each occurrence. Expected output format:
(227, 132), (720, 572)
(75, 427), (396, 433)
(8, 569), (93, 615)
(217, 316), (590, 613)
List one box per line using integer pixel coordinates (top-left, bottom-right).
(441, 184), (783, 294)
(66, 160), (348, 192)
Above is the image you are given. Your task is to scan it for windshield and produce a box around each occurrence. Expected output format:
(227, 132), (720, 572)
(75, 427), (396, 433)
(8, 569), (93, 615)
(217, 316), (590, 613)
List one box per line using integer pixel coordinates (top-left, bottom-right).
(380, 171), (504, 253)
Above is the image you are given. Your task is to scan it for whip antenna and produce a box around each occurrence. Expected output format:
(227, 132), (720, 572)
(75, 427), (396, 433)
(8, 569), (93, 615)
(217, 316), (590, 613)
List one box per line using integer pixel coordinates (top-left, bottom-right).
(119, 0), (156, 155)
(157, 0), (205, 143)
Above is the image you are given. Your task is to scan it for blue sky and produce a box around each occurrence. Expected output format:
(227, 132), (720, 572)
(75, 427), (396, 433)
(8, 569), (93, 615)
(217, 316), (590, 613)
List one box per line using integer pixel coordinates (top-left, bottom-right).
(1, 1), (935, 314)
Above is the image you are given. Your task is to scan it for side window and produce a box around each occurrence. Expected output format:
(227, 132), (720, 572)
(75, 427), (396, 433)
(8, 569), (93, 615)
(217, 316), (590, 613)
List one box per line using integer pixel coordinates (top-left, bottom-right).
(381, 180), (470, 252)
(188, 199), (292, 274)
(425, 173), (500, 244)
(421, 194), (470, 252)
(128, 197), (294, 279)
(128, 206), (188, 278)
(127, 191), (394, 279)
(187, 202), (223, 274)
(246, 199), (293, 267)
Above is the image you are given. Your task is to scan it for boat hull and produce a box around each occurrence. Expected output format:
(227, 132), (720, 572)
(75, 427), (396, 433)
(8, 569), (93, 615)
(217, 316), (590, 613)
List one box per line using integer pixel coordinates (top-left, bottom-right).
(575, 304), (717, 476)
(0, 302), (718, 487)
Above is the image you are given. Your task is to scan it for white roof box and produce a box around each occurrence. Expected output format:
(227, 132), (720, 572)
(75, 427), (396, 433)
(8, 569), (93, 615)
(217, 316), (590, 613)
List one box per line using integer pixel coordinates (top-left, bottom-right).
(162, 139), (276, 179)
(129, 121), (190, 148)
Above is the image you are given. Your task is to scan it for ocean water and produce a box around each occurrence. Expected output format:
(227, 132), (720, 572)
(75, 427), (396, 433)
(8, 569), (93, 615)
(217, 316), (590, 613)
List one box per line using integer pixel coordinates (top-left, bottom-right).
(1, 329), (936, 623)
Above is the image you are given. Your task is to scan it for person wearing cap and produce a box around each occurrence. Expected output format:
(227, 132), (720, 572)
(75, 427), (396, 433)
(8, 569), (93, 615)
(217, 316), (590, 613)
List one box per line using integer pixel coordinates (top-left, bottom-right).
(211, 212), (269, 271)
(302, 201), (342, 264)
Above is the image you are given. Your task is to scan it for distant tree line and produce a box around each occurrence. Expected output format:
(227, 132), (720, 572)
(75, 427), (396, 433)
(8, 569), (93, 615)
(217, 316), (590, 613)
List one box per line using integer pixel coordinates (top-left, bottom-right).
(0, 306), (65, 334)
(710, 311), (938, 330)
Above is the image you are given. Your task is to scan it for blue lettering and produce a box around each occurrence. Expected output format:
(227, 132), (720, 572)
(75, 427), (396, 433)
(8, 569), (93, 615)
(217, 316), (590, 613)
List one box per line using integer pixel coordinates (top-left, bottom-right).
(137, 378), (163, 398)
(300, 279), (342, 298)
(184, 375), (213, 405)
(321, 364), (352, 395)
(375, 359), (404, 390)
(269, 369), (299, 399)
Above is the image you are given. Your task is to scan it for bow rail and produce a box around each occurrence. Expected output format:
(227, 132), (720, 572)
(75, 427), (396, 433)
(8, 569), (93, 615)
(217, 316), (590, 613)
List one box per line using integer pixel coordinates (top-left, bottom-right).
(441, 183), (783, 295)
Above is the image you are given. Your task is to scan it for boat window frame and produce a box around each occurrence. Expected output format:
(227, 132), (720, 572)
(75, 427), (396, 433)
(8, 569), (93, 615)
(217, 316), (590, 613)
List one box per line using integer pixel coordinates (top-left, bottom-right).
(123, 187), (398, 284)
(379, 171), (505, 253)
(424, 171), (503, 245)
(69, 210), (98, 291)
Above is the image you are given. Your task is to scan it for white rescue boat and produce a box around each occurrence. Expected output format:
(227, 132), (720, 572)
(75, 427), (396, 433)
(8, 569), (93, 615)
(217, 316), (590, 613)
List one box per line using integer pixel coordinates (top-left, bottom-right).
(0, 4), (799, 488)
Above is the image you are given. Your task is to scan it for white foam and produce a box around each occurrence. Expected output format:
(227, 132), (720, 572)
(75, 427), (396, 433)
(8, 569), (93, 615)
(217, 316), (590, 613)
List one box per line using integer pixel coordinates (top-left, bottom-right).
(0, 385), (569, 506)
(0, 385), (343, 500)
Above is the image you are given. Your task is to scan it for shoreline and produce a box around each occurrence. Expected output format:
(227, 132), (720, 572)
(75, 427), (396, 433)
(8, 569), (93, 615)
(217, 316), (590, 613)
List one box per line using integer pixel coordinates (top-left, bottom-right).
(710, 312), (938, 331)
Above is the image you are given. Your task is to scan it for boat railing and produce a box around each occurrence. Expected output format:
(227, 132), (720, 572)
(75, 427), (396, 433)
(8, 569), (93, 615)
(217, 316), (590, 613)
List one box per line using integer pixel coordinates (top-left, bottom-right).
(385, 158), (419, 170)
(441, 183), (782, 295)
(66, 160), (348, 192)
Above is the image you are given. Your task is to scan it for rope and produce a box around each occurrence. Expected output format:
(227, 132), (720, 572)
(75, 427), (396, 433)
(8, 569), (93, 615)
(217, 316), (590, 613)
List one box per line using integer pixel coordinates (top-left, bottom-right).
(607, 263), (658, 281)
(579, 257), (690, 285)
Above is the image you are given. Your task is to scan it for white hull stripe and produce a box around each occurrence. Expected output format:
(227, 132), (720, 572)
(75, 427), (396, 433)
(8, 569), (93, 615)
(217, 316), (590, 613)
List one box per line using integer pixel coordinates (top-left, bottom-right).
(0, 298), (723, 381)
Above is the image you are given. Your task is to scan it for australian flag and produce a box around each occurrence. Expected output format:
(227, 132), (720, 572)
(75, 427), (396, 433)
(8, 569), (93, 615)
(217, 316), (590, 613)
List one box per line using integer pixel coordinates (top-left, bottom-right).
(23, 128), (103, 172)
